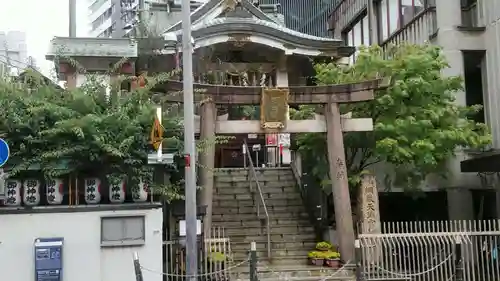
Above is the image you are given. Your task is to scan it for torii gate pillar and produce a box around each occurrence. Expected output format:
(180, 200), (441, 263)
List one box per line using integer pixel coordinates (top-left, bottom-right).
(199, 101), (217, 234)
(325, 102), (356, 262)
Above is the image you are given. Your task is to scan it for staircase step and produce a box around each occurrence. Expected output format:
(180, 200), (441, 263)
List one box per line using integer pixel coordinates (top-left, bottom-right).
(235, 264), (353, 274)
(212, 212), (309, 222)
(215, 174), (295, 182)
(215, 167), (292, 176)
(228, 233), (316, 243)
(213, 205), (304, 215)
(216, 181), (295, 188)
(224, 225), (314, 236)
(233, 265), (355, 281)
(231, 241), (317, 252)
(213, 218), (311, 227)
(214, 192), (301, 201)
(215, 184), (297, 194)
(232, 248), (309, 260)
(212, 167), (318, 281)
(213, 198), (303, 207)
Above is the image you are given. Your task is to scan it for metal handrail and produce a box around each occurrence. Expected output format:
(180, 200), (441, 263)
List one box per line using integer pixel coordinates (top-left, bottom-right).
(243, 140), (271, 260)
(290, 151), (327, 239)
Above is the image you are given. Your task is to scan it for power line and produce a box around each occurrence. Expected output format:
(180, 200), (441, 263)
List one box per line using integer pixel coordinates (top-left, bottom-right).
(0, 53), (40, 72)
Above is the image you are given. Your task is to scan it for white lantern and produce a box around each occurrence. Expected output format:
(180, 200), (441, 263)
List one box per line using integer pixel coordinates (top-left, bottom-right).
(46, 178), (64, 205)
(109, 178), (126, 203)
(132, 180), (148, 202)
(4, 179), (21, 206)
(84, 177), (102, 204)
(23, 179), (41, 206)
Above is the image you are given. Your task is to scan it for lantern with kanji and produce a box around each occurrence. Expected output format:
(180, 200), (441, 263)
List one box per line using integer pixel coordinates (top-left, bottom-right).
(84, 177), (102, 204)
(109, 178), (126, 204)
(46, 178), (64, 205)
(23, 179), (41, 206)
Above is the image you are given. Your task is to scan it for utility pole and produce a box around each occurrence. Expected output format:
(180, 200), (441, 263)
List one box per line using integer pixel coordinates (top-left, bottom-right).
(69, 0), (77, 37)
(181, 0), (198, 280)
(137, 0), (145, 37)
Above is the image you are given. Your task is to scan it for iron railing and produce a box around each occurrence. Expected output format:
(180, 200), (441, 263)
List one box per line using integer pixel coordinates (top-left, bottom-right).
(330, 0), (369, 35)
(260, 0), (339, 37)
(290, 151), (328, 238)
(359, 220), (500, 281)
(163, 227), (233, 281)
(242, 140), (272, 261)
(381, 6), (437, 49)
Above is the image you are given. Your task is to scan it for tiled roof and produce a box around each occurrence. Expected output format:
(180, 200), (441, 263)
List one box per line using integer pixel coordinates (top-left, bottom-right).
(182, 17), (342, 42)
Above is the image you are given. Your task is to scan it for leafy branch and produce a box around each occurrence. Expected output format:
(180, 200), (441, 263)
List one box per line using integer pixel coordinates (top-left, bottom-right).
(294, 44), (491, 191)
(0, 51), (228, 202)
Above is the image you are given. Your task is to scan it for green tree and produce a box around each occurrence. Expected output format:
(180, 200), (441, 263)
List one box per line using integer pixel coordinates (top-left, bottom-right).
(293, 44), (490, 191)
(0, 68), (185, 200)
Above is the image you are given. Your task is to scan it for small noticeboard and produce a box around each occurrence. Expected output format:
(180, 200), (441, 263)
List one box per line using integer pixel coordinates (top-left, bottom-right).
(150, 117), (163, 151)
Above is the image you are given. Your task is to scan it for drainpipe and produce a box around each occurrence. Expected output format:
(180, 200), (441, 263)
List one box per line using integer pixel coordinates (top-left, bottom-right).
(368, 0), (378, 43)
(69, 0), (77, 37)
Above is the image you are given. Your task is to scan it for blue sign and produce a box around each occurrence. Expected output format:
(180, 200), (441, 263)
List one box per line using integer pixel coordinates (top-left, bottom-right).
(0, 138), (9, 167)
(34, 238), (64, 281)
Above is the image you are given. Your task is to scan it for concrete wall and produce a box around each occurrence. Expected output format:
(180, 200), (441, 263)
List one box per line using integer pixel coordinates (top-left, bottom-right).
(0, 208), (163, 281)
(432, 0), (485, 193)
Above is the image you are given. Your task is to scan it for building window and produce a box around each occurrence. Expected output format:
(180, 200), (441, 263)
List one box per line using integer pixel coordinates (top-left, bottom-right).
(378, 0), (426, 42)
(362, 16), (370, 47)
(90, 0), (109, 14)
(91, 6), (114, 31)
(401, 0), (424, 26)
(101, 216), (145, 247)
(344, 15), (370, 64)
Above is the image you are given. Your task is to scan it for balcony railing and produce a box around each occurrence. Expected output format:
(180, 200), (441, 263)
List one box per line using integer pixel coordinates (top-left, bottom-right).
(461, 2), (485, 28)
(330, 0), (369, 34)
(382, 7), (437, 49)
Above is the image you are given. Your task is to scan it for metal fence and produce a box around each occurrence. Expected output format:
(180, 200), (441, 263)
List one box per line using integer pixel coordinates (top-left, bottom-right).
(164, 227), (233, 281)
(358, 220), (500, 281)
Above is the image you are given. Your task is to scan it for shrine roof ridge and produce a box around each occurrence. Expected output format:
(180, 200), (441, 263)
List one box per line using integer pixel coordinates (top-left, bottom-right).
(189, 18), (347, 49)
(164, 0), (282, 33)
(187, 18), (341, 42)
(163, 17), (353, 57)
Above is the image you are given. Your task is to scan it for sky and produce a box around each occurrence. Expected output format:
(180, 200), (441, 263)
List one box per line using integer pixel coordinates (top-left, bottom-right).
(0, 0), (87, 77)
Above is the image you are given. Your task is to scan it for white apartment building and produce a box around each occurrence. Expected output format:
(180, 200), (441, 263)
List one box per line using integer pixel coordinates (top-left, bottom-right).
(88, 0), (141, 38)
(0, 31), (28, 74)
(88, 0), (118, 37)
(330, 0), (500, 221)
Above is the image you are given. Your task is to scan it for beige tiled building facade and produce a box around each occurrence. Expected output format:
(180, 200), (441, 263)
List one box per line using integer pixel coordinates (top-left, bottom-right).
(330, 0), (500, 220)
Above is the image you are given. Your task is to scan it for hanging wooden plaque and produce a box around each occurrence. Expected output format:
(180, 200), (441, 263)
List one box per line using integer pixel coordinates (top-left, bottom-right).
(260, 88), (289, 130)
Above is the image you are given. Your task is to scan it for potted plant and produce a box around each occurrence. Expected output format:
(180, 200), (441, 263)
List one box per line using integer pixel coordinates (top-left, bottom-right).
(308, 251), (325, 266)
(206, 250), (228, 281)
(324, 251), (341, 268)
(207, 250), (227, 264)
(315, 241), (332, 251)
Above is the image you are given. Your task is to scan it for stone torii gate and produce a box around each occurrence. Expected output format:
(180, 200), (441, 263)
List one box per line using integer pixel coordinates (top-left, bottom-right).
(163, 78), (387, 261)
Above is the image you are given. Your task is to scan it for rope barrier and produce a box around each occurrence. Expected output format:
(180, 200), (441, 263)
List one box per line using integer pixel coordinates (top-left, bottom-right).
(370, 254), (453, 277)
(259, 260), (352, 281)
(141, 255), (250, 277)
(142, 257), (354, 280)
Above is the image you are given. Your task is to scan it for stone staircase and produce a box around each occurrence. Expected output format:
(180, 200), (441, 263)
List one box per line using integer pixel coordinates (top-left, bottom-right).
(212, 167), (355, 281)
